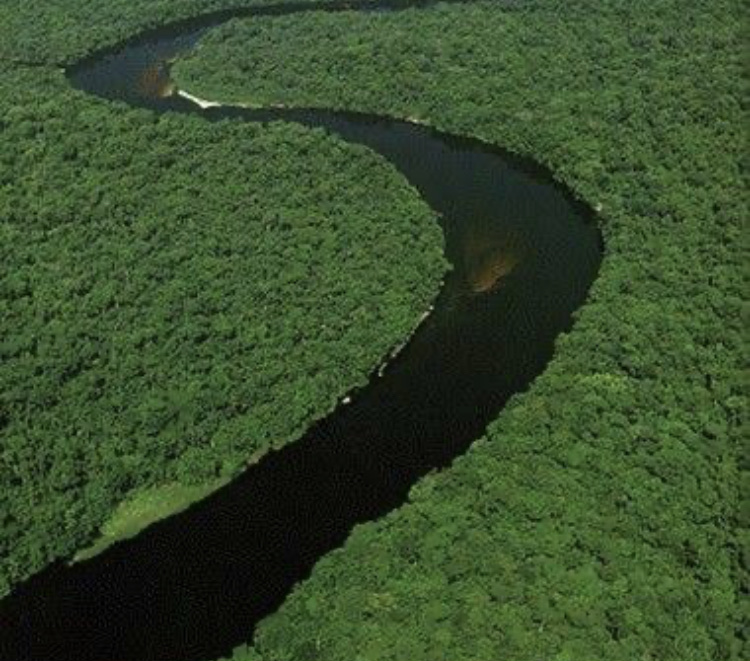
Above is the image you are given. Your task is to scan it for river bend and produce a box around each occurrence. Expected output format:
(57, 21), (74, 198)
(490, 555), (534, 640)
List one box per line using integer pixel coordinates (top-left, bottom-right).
(0, 2), (601, 660)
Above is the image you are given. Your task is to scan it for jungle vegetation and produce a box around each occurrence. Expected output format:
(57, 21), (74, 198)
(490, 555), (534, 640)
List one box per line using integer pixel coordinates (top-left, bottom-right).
(0, 53), (446, 594)
(173, 1), (746, 660)
(0, 0), (312, 65)
(0, 0), (745, 660)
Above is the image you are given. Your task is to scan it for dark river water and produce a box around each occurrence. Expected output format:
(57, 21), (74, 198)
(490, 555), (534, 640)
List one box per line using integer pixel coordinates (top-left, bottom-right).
(0, 2), (602, 660)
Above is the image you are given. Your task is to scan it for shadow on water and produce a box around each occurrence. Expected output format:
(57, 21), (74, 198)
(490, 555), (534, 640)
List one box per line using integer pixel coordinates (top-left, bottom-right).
(0, 2), (602, 660)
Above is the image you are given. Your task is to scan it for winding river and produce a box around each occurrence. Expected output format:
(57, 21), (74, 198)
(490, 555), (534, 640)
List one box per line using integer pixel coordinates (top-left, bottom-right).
(0, 2), (602, 660)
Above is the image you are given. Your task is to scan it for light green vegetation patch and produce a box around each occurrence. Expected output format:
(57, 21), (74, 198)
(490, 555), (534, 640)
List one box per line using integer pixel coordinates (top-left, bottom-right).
(174, 2), (746, 660)
(73, 478), (228, 562)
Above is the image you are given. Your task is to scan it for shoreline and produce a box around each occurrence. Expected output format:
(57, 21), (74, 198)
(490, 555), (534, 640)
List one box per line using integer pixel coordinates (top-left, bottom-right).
(176, 88), (429, 125)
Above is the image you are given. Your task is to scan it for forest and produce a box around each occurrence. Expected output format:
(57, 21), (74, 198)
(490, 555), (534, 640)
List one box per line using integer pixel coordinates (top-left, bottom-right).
(1, 0), (746, 660)
(0, 0), (297, 65)
(0, 45), (446, 594)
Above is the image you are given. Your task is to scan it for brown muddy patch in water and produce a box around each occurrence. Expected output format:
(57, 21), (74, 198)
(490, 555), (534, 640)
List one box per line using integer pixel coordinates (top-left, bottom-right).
(464, 225), (523, 293)
(138, 62), (175, 98)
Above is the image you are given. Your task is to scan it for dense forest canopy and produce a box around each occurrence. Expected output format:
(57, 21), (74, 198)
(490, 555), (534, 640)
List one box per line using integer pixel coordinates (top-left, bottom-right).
(0, 0), (303, 64)
(0, 0), (745, 660)
(0, 55), (446, 594)
(174, 2), (746, 660)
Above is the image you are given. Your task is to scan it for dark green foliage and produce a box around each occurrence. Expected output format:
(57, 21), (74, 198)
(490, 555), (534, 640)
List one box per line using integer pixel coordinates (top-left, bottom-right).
(0, 0), (309, 65)
(0, 64), (445, 593)
(172, 2), (746, 660)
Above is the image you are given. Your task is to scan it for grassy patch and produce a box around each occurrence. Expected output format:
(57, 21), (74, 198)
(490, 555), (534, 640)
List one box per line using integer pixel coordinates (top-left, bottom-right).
(73, 479), (229, 563)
